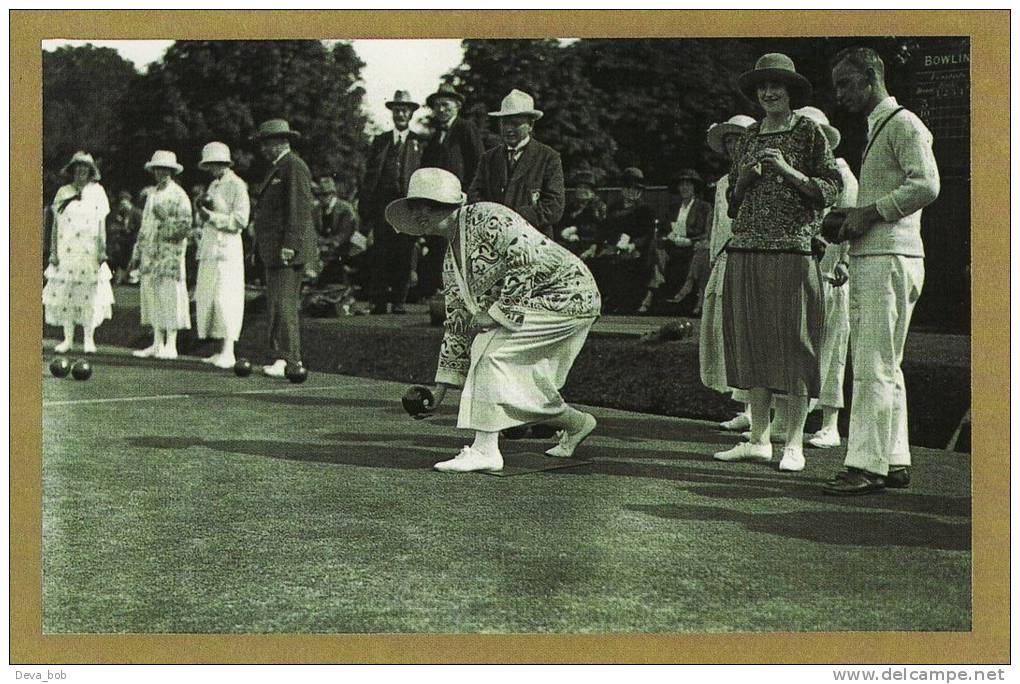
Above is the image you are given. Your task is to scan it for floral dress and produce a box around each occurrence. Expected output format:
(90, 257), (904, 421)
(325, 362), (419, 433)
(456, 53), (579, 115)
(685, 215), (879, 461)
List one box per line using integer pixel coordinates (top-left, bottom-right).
(133, 180), (193, 329)
(43, 182), (114, 327)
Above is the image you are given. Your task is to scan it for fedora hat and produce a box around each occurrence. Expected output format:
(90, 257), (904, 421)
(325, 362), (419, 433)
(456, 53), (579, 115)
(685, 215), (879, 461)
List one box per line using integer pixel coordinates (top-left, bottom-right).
(794, 106), (841, 150)
(672, 168), (704, 187)
(490, 89), (543, 120)
(254, 118), (301, 141)
(426, 83), (465, 108)
(61, 150), (101, 181)
(198, 141), (234, 169)
(621, 167), (645, 188)
(385, 168), (466, 236)
(569, 169), (597, 189)
(144, 150), (183, 175)
(386, 90), (420, 111)
(707, 114), (756, 154)
(737, 53), (812, 107)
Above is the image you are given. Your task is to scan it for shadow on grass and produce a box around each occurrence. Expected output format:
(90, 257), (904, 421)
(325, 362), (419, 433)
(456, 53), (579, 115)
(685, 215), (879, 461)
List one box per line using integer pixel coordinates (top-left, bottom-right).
(626, 502), (971, 551)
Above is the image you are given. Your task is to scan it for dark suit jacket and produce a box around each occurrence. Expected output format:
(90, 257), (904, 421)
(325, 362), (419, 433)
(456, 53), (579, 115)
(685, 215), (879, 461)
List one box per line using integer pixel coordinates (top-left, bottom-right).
(254, 150), (316, 268)
(467, 138), (565, 235)
(666, 197), (712, 241)
(420, 116), (484, 187)
(360, 130), (425, 223)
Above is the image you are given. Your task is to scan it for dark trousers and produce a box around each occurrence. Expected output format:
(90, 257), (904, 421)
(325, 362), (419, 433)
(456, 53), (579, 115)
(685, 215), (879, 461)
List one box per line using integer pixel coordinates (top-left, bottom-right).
(370, 222), (416, 307)
(416, 235), (448, 300)
(265, 265), (303, 364)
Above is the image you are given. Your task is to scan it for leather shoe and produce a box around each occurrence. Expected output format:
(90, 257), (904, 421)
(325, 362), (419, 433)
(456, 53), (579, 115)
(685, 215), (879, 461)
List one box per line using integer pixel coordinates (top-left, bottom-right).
(885, 467), (911, 489)
(822, 467), (886, 495)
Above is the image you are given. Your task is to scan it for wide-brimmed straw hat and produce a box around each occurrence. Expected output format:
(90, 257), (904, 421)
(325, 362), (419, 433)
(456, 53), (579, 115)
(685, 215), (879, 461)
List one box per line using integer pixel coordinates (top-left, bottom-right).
(144, 150), (184, 175)
(198, 142), (234, 169)
(489, 89), (543, 120)
(426, 83), (465, 108)
(386, 90), (420, 111)
(61, 151), (101, 181)
(253, 118), (301, 141)
(706, 114), (756, 154)
(737, 53), (812, 107)
(794, 106), (841, 150)
(385, 168), (466, 236)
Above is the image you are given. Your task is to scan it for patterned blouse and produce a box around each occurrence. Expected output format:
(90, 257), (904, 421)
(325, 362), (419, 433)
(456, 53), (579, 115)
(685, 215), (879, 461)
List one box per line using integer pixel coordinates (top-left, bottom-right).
(727, 115), (842, 253)
(435, 202), (602, 387)
(132, 180), (193, 280)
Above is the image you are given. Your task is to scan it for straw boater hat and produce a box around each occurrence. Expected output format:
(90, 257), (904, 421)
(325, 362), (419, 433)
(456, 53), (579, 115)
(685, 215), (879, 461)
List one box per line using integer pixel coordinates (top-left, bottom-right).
(706, 114), (756, 154)
(489, 89), (543, 120)
(385, 90), (419, 111)
(144, 150), (184, 175)
(794, 106), (841, 150)
(198, 142), (234, 169)
(61, 151), (101, 180)
(425, 83), (465, 108)
(254, 118), (301, 140)
(385, 168), (466, 236)
(737, 53), (812, 107)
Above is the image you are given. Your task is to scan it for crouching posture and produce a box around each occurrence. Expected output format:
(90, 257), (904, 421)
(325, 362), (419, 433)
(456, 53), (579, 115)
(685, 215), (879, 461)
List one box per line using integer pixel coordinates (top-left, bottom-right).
(386, 168), (602, 473)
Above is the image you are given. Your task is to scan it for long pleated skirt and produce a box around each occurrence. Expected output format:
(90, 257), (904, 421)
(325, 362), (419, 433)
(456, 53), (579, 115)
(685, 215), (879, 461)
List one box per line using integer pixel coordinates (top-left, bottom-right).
(139, 275), (191, 330)
(458, 311), (596, 432)
(194, 255), (245, 341)
(722, 250), (823, 397)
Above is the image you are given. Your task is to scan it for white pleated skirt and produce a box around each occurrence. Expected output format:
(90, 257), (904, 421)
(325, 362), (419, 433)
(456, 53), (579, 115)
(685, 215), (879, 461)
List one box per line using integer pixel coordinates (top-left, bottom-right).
(139, 276), (191, 330)
(194, 256), (245, 341)
(458, 311), (596, 432)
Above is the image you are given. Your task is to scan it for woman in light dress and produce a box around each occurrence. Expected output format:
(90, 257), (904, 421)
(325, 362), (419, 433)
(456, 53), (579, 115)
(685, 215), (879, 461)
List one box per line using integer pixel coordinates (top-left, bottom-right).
(129, 150), (193, 360)
(43, 151), (115, 354)
(193, 142), (250, 369)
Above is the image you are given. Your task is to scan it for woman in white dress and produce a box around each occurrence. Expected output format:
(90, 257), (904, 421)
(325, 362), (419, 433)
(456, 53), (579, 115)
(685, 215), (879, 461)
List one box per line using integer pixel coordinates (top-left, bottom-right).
(193, 142), (250, 368)
(129, 150), (193, 360)
(386, 168), (602, 473)
(43, 151), (115, 353)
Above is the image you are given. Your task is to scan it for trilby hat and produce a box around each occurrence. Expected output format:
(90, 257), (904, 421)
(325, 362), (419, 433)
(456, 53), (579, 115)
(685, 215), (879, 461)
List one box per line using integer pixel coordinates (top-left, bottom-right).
(254, 118), (301, 140)
(386, 90), (420, 111)
(426, 83), (465, 108)
(489, 89), (543, 120)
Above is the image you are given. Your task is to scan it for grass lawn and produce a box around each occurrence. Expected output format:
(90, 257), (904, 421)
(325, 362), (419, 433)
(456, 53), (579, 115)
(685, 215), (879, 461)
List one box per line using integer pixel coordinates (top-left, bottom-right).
(42, 350), (971, 633)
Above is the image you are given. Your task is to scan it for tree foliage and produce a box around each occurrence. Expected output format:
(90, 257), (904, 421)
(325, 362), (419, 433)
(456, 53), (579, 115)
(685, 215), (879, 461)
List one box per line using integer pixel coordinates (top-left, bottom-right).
(42, 45), (139, 199)
(116, 40), (370, 193)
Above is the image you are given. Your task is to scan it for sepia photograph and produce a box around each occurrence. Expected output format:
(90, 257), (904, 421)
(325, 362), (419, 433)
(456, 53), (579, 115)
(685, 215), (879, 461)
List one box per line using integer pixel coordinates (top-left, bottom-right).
(11, 9), (1009, 666)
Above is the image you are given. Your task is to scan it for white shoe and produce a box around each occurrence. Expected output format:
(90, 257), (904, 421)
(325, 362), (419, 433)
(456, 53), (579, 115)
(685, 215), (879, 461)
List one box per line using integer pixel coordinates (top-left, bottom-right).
(132, 344), (160, 358)
(778, 446), (806, 472)
(202, 354), (221, 365)
(214, 355), (236, 369)
(262, 359), (287, 377)
(156, 347), (178, 360)
(714, 441), (772, 463)
(719, 413), (751, 431)
(83, 340), (97, 354)
(434, 446), (504, 473)
(807, 429), (841, 449)
(546, 413), (597, 458)
(54, 340), (72, 353)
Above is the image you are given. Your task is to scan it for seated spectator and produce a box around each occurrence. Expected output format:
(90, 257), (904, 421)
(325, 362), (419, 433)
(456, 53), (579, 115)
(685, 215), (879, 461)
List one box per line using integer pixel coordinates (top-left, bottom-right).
(557, 169), (607, 255)
(587, 167), (657, 313)
(314, 176), (364, 287)
(106, 190), (143, 283)
(640, 168), (711, 312)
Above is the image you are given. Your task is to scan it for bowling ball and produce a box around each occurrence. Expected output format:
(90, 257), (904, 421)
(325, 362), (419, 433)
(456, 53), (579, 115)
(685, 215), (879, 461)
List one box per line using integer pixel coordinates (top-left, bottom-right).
(401, 385), (435, 418)
(285, 362), (308, 384)
(233, 359), (252, 377)
(70, 359), (92, 380)
(49, 357), (71, 378)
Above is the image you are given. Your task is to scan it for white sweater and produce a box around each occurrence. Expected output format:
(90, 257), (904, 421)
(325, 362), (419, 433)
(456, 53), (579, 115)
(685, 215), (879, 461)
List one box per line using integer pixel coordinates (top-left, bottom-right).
(852, 97), (940, 258)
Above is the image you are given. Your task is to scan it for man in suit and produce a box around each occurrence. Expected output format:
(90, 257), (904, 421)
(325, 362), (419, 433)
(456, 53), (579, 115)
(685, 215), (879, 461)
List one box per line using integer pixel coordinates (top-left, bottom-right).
(252, 118), (316, 377)
(417, 83), (484, 298)
(468, 89), (565, 238)
(361, 90), (424, 313)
